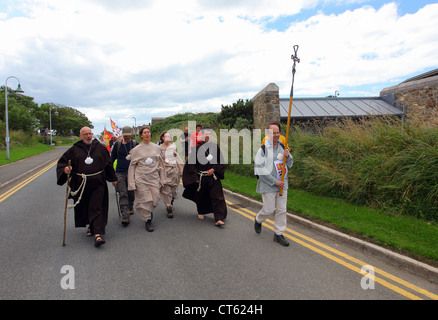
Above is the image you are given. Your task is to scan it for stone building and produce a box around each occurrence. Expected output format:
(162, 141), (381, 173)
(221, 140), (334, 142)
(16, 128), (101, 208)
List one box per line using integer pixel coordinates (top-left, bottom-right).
(252, 83), (280, 129)
(380, 68), (438, 120)
(252, 85), (403, 130)
(252, 68), (438, 130)
(151, 117), (166, 125)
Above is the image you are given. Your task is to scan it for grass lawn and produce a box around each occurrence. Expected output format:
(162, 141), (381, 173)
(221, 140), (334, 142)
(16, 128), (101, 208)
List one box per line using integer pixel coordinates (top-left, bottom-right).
(0, 144), (54, 166)
(222, 172), (438, 263)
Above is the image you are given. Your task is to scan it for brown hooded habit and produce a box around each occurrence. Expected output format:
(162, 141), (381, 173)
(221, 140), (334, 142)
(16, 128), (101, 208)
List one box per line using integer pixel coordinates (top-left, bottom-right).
(182, 140), (227, 222)
(56, 139), (117, 235)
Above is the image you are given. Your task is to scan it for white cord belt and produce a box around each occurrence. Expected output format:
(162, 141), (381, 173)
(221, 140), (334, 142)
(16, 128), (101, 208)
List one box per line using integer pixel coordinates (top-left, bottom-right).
(197, 170), (217, 192)
(68, 170), (104, 208)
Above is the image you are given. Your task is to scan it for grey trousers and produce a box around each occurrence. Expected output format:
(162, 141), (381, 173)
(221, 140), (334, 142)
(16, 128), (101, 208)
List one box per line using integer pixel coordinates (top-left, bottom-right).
(116, 171), (135, 218)
(255, 190), (288, 235)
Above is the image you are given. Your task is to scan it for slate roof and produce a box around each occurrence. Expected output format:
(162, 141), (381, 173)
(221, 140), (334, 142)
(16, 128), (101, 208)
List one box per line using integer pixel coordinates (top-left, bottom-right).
(279, 97), (404, 120)
(400, 68), (438, 84)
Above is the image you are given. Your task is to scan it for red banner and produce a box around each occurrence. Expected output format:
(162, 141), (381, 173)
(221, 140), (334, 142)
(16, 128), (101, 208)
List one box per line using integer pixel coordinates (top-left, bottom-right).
(103, 127), (113, 152)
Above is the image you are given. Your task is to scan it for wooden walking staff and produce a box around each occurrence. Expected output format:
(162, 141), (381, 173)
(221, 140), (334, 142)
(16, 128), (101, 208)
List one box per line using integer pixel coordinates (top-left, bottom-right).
(115, 187), (121, 218)
(280, 45), (300, 196)
(62, 160), (71, 246)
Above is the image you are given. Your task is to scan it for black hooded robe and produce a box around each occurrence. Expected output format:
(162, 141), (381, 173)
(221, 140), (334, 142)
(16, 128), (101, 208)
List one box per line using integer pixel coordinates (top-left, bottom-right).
(56, 139), (117, 235)
(182, 141), (227, 222)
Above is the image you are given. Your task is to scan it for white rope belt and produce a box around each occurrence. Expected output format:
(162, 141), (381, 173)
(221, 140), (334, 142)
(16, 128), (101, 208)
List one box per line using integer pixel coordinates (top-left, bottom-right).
(68, 170), (104, 208)
(197, 170), (217, 192)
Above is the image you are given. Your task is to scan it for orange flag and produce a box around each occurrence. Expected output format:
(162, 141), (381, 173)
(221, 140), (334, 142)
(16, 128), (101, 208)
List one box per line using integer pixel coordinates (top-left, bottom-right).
(103, 127), (113, 152)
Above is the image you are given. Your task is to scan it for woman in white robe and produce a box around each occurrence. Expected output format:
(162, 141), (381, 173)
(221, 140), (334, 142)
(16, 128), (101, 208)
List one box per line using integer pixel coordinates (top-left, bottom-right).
(128, 127), (165, 231)
(159, 132), (184, 218)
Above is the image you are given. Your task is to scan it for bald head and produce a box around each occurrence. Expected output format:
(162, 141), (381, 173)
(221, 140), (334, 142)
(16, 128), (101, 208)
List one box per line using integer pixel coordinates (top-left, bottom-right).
(79, 127), (94, 145)
(267, 124), (280, 146)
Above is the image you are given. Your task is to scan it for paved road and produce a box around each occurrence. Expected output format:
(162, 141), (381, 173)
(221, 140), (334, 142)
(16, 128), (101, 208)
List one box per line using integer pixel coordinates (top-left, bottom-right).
(0, 145), (70, 189)
(0, 147), (437, 304)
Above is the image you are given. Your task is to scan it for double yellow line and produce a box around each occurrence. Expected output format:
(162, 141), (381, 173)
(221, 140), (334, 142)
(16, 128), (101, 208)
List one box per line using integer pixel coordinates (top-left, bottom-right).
(226, 199), (438, 300)
(0, 161), (58, 203)
(2, 172), (436, 299)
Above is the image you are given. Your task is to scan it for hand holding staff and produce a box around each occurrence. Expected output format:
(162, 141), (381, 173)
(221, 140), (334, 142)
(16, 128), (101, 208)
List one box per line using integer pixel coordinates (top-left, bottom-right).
(280, 45), (300, 196)
(62, 160), (71, 246)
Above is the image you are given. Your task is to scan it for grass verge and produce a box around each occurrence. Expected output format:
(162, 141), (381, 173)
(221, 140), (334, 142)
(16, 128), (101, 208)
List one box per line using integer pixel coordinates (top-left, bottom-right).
(222, 172), (438, 264)
(0, 144), (54, 166)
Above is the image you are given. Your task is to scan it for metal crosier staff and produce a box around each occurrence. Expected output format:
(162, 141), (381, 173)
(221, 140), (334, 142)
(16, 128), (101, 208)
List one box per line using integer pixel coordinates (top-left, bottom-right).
(4, 76), (24, 160)
(280, 45), (300, 196)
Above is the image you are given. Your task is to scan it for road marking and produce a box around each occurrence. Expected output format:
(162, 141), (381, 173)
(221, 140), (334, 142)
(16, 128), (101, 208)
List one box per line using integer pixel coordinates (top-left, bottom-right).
(226, 199), (438, 300)
(3, 174), (436, 299)
(0, 161), (57, 203)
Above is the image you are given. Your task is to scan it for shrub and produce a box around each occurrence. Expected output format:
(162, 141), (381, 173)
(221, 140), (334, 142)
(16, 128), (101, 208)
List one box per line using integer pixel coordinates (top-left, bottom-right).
(289, 116), (438, 221)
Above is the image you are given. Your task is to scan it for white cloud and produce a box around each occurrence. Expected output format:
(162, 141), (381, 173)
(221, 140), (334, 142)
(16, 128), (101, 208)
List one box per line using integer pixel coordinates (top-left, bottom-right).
(276, 3), (438, 96)
(1, 1), (437, 134)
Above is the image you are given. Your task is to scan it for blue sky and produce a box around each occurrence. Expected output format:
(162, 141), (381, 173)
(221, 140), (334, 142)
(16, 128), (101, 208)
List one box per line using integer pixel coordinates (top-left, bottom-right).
(264, 0), (437, 98)
(265, 0), (435, 31)
(1, 0), (437, 135)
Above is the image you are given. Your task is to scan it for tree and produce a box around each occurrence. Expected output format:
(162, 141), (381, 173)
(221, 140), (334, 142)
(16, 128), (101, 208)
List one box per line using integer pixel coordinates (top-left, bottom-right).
(1, 87), (93, 137)
(37, 103), (93, 136)
(217, 99), (254, 129)
(0, 86), (39, 132)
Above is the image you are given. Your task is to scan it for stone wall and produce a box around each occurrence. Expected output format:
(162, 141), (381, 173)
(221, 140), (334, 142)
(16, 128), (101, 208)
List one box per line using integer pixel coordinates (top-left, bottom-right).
(380, 75), (438, 119)
(151, 117), (166, 126)
(252, 83), (280, 130)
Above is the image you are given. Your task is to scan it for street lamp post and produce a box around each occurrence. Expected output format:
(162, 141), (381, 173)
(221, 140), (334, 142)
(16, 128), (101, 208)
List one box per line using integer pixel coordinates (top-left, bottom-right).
(49, 104), (52, 146)
(132, 117), (136, 137)
(4, 76), (24, 160)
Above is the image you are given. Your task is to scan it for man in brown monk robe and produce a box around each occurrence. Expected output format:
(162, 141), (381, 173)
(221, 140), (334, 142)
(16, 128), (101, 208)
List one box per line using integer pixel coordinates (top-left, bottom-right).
(57, 127), (118, 247)
(182, 127), (227, 227)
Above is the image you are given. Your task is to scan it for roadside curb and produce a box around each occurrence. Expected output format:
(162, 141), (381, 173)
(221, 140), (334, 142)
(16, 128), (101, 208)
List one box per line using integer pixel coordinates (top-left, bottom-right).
(1, 158), (54, 189)
(223, 188), (438, 284)
(0, 147), (67, 190)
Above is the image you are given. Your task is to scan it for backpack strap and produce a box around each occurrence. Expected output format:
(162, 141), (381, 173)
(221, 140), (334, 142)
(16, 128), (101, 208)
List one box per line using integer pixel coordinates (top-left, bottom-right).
(255, 142), (285, 179)
(116, 139), (138, 158)
(116, 140), (121, 156)
(260, 142), (285, 156)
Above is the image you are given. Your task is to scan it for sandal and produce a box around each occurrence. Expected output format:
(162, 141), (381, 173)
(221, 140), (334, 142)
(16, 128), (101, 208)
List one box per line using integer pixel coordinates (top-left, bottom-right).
(86, 228), (93, 237)
(198, 215), (205, 220)
(94, 234), (105, 247)
(215, 220), (225, 227)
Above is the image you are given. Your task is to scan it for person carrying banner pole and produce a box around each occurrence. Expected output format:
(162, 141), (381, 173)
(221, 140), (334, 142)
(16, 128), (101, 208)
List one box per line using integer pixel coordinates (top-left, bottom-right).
(279, 45), (300, 196)
(253, 124), (293, 246)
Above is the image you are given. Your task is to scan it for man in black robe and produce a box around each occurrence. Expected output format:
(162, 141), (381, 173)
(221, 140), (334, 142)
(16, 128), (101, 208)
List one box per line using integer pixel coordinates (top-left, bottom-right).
(57, 127), (117, 247)
(182, 127), (227, 226)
